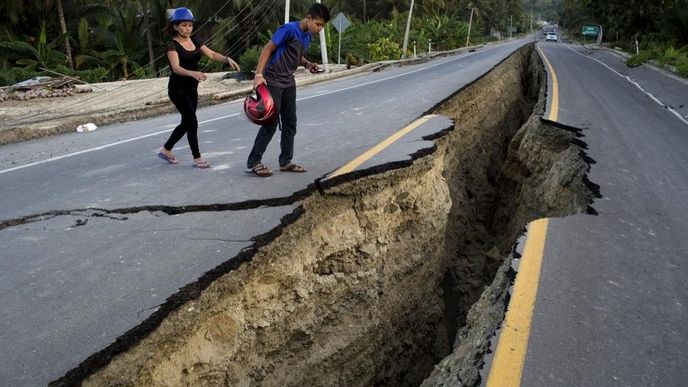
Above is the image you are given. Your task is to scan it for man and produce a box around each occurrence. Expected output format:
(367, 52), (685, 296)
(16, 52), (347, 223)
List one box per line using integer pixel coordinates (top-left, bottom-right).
(246, 3), (330, 177)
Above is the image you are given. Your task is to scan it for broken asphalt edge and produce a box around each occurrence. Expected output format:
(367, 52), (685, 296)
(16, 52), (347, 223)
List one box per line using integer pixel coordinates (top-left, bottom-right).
(47, 122), (455, 387)
(423, 50), (604, 384)
(50, 42), (604, 386)
(535, 48), (602, 214)
(47, 48), (500, 387)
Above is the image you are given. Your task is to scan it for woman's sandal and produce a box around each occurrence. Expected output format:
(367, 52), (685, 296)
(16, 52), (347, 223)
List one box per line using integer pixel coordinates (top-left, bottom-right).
(245, 164), (273, 177)
(157, 149), (178, 164)
(279, 163), (306, 173)
(193, 159), (210, 169)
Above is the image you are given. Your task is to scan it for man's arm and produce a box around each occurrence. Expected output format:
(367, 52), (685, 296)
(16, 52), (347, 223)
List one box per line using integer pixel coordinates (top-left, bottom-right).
(253, 41), (277, 87)
(301, 56), (319, 73)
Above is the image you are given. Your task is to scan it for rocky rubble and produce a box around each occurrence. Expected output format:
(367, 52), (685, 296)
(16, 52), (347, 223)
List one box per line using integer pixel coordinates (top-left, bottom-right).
(9, 86), (83, 100)
(2, 76), (93, 101)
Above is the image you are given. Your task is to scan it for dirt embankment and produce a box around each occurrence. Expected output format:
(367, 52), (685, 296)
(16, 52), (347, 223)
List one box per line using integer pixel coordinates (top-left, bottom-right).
(54, 44), (597, 386)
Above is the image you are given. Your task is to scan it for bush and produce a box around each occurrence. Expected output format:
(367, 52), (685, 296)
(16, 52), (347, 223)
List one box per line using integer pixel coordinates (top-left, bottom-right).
(626, 42), (688, 79)
(345, 52), (359, 67)
(51, 64), (110, 83)
(0, 67), (37, 87)
(199, 56), (224, 73)
(239, 47), (260, 73)
(0, 65), (110, 87)
(627, 45), (662, 66)
(676, 56), (688, 77)
(368, 37), (402, 62)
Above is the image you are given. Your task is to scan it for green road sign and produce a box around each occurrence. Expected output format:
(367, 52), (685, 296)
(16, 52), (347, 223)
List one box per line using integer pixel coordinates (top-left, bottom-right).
(582, 25), (599, 36)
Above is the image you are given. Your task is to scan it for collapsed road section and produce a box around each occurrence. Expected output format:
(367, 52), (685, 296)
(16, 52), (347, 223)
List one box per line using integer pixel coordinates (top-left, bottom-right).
(53, 44), (598, 386)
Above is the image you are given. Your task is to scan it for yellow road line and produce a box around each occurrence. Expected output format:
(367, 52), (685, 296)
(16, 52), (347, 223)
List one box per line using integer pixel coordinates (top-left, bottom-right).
(486, 218), (549, 387)
(326, 115), (437, 179)
(538, 48), (559, 121)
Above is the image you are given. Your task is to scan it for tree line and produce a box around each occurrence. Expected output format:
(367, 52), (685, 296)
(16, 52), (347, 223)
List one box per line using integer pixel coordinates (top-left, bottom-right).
(0, 0), (544, 86)
(559, 0), (688, 76)
(559, 0), (688, 45)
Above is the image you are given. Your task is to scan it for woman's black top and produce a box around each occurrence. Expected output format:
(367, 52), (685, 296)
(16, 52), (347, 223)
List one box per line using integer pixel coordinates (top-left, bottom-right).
(167, 37), (204, 90)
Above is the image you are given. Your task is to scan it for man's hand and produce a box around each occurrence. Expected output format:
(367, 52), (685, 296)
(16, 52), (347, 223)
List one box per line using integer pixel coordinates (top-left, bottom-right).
(305, 61), (319, 73)
(253, 73), (266, 89)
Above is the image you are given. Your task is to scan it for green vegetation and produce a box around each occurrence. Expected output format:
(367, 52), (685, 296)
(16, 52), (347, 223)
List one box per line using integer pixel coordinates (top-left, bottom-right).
(627, 44), (688, 77)
(0, 0), (535, 87)
(238, 47), (261, 72)
(557, 0), (688, 77)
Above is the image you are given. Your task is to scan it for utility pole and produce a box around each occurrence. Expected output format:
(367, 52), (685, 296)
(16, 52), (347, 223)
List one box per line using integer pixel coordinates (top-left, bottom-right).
(466, 6), (475, 47)
(316, 0), (329, 72)
(530, 7), (535, 41)
(509, 15), (513, 39)
(530, 8), (533, 32)
(143, 0), (155, 68)
(363, 0), (367, 23)
(284, 0), (290, 23)
(401, 0), (414, 59)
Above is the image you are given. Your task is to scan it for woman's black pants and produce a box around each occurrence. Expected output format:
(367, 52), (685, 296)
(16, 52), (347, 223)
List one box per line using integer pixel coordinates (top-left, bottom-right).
(165, 88), (200, 159)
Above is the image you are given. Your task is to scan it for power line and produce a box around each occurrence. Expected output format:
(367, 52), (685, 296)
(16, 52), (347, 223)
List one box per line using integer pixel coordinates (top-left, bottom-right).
(6, 0), (280, 127)
(6, 0), (258, 126)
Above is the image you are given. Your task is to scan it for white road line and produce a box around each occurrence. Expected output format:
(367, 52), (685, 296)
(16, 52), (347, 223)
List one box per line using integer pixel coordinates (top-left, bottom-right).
(563, 44), (688, 127)
(298, 51), (480, 101)
(0, 45), (505, 176)
(0, 129), (178, 175)
(0, 113), (243, 175)
(199, 113), (240, 125)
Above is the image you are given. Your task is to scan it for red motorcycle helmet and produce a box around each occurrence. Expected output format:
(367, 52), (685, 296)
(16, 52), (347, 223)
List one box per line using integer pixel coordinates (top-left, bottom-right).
(244, 83), (277, 125)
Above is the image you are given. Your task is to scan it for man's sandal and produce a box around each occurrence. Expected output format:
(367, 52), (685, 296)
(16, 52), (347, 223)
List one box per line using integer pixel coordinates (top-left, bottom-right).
(279, 163), (306, 173)
(245, 164), (273, 177)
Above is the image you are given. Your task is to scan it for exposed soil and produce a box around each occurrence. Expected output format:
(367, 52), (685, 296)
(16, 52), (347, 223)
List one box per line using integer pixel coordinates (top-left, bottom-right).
(52, 44), (597, 386)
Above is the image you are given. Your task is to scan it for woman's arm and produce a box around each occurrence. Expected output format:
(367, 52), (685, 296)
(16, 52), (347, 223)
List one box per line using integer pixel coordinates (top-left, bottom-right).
(167, 50), (207, 81)
(199, 45), (240, 71)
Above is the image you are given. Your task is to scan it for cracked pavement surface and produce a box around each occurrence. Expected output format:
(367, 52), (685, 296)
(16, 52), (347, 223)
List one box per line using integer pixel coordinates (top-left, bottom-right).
(479, 43), (688, 387)
(0, 40), (530, 386)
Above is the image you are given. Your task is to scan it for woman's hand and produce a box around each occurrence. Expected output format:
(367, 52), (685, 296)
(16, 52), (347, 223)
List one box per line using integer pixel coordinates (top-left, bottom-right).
(226, 57), (240, 72)
(192, 71), (207, 82)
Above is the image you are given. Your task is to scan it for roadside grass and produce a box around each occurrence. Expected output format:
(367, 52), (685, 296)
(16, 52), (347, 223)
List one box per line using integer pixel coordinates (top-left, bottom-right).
(626, 43), (688, 77)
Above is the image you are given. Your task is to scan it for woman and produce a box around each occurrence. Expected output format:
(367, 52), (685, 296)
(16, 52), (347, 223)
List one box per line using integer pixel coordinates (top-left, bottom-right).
(158, 7), (240, 168)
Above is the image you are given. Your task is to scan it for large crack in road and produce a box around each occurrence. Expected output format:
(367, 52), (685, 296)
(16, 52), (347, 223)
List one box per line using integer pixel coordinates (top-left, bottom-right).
(50, 44), (598, 386)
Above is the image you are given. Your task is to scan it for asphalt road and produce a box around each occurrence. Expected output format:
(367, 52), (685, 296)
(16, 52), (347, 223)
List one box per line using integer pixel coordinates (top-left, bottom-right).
(484, 41), (688, 386)
(0, 40), (530, 385)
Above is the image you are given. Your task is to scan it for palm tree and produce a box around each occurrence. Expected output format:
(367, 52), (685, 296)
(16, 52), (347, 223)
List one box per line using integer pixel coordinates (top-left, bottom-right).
(99, 8), (145, 79)
(0, 21), (68, 70)
(55, 0), (74, 68)
(140, 0), (155, 68)
(662, 0), (688, 45)
(0, 0), (28, 26)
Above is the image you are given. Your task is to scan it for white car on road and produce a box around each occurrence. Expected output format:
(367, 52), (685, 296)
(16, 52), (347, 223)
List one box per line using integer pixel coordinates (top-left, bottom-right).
(546, 32), (558, 42)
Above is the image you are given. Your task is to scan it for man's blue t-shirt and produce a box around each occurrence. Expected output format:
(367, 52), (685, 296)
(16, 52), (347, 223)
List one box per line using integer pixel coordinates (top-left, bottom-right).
(264, 21), (312, 88)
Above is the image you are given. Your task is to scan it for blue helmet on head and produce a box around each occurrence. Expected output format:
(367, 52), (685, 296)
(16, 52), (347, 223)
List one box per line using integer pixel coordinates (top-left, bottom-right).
(169, 7), (195, 23)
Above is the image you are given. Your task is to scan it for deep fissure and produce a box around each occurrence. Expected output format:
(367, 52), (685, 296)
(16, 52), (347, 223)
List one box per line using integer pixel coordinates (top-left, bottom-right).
(54, 44), (598, 387)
